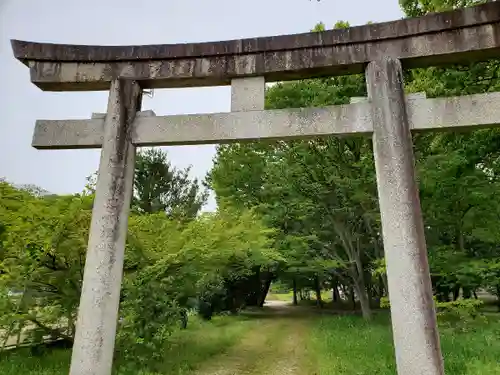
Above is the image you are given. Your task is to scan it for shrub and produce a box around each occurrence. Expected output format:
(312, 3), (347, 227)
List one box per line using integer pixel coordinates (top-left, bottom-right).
(435, 298), (485, 329)
(380, 296), (390, 309)
(379, 296), (484, 330)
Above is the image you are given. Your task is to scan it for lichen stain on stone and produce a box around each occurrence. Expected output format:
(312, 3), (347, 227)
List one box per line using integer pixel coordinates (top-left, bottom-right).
(148, 61), (162, 78)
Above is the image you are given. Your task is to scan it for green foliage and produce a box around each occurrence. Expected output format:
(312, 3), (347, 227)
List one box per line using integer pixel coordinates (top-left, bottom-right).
(210, 14), (500, 313)
(436, 299), (484, 326)
(85, 148), (208, 219)
(211, 32), (375, 318)
(0, 315), (256, 375)
(401, 0), (500, 309)
(379, 296), (390, 309)
(380, 296), (485, 330)
(0, 182), (92, 348)
(0, 178), (279, 358)
(133, 148), (208, 219)
(399, 0), (486, 17)
(116, 204), (280, 361)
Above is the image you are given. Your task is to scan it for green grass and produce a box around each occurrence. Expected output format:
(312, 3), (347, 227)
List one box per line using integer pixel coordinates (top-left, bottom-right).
(3, 310), (500, 375)
(0, 347), (70, 375)
(267, 289), (333, 303)
(266, 291), (294, 302)
(307, 313), (500, 375)
(131, 315), (255, 375)
(0, 315), (256, 375)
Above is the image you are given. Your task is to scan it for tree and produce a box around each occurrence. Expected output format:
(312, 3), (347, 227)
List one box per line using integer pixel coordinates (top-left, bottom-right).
(0, 182), (92, 347)
(397, 0), (500, 304)
(0, 180), (281, 358)
(399, 0), (485, 17)
(210, 21), (383, 319)
(86, 148), (208, 219)
(133, 148), (208, 220)
(210, 10), (500, 319)
(116, 203), (281, 361)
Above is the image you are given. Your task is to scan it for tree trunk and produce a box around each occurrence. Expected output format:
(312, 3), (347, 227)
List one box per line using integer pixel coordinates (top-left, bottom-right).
(332, 284), (340, 303)
(299, 289), (306, 300)
(349, 256), (374, 319)
(380, 274), (389, 297)
(180, 310), (188, 329)
(244, 267), (262, 306)
(463, 287), (472, 299)
(453, 286), (460, 301)
(378, 276), (386, 298)
(258, 276), (273, 307)
(340, 284), (348, 301)
(366, 277), (377, 307)
(435, 284), (450, 302)
(292, 277), (298, 306)
(496, 286), (500, 313)
(354, 282), (372, 320)
(350, 286), (356, 310)
(314, 275), (323, 308)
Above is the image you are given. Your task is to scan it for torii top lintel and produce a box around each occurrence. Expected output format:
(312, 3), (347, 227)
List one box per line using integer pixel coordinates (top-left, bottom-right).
(11, 2), (500, 91)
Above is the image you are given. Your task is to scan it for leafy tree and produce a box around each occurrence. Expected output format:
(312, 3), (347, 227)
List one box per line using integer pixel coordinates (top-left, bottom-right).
(399, 0), (500, 304)
(116, 203), (281, 361)
(210, 21), (382, 319)
(211, 10), (500, 318)
(0, 180), (280, 357)
(399, 0), (485, 17)
(0, 182), (92, 347)
(133, 148), (208, 219)
(85, 148), (208, 219)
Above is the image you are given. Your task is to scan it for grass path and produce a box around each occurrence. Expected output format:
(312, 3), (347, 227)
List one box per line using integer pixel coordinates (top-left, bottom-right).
(194, 302), (312, 375)
(3, 303), (499, 375)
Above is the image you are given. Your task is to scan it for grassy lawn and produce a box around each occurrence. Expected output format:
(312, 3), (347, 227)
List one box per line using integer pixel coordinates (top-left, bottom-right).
(2, 309), (499, 375)
(0, 315), (256, 375)
(267, 290), (333, 303)
(266, 291), (294, 302)
(306, 313), (500, 375)
(266, 290), (332, 305)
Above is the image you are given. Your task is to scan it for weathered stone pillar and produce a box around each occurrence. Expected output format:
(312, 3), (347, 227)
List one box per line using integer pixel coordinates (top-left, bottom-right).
(231, 76), (265, 111)
(69, 79), (142, 375)
(366, 57), (444, 375)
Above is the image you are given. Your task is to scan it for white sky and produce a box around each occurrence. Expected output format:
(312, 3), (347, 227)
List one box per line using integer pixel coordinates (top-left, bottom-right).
(0, 0), (403, 210)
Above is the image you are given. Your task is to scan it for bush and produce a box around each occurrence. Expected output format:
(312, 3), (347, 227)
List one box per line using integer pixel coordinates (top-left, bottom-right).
(380, 296), (390, 309)
(379, 296), (484, 329)
(435, 299), (485, 329)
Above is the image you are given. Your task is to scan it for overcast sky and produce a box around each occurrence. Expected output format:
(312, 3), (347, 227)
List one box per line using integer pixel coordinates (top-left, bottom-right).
(0, 0), (403, 210)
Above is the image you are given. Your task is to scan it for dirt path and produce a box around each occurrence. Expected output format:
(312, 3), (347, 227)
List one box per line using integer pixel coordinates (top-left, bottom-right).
(194, 302), (312, 375)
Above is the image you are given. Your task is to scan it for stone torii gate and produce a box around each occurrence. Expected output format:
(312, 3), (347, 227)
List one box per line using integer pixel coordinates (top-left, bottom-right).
(10, 3), (500, 375)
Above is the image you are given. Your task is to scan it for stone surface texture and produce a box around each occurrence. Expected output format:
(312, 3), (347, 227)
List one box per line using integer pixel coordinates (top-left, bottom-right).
(31, 92), (500, 149)
(68, 79), (141, 375)
(231, 77), (265, 111)
(366, 57), (444, 375)
(11, 2), (500, 90)
(350, 92), (426, 103)
(91, 109), (156, 119)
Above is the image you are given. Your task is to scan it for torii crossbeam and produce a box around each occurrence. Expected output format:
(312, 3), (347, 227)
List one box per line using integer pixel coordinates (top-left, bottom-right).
(11, 3), (500, 375)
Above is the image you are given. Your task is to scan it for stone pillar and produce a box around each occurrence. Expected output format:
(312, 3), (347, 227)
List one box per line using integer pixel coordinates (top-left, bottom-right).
(69, 79), (142, 375)
(366, 57), (444, 375)
(231, 76), (265, 111)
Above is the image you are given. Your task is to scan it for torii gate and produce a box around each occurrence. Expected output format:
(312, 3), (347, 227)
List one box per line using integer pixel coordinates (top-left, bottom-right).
(10, 3), (500, 375)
